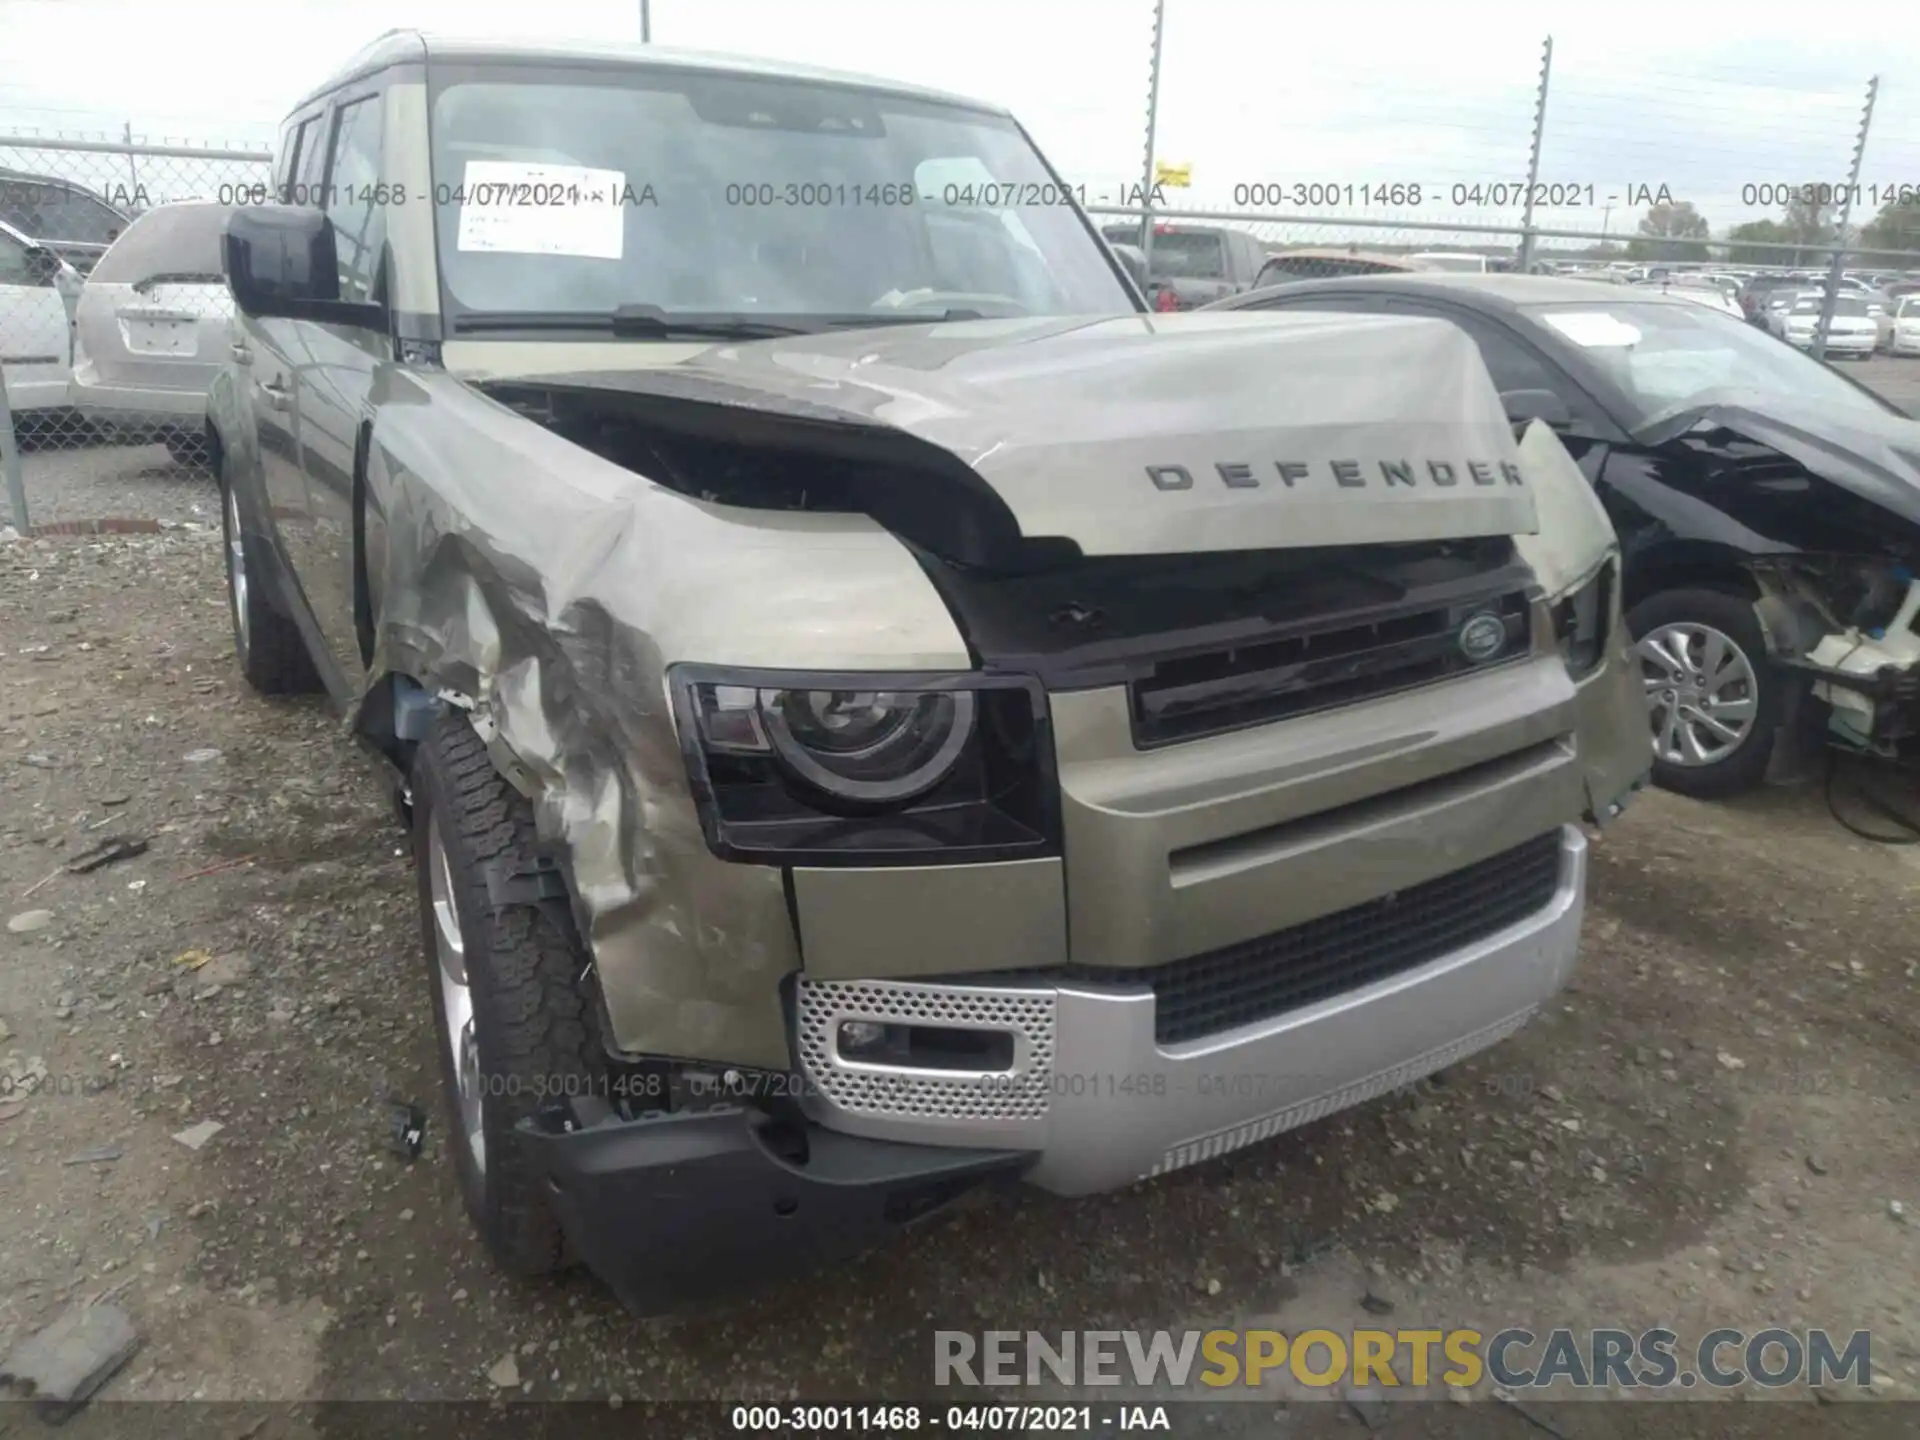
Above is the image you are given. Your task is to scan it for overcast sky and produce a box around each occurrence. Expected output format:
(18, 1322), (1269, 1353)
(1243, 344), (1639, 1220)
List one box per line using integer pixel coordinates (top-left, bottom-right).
(3, 0), (1918, 242)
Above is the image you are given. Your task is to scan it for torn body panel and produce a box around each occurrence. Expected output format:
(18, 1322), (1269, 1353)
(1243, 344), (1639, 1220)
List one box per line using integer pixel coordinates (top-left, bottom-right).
(1618, 404), (1920, 763)
(502, 311), (1542, 561)
(1513, 420), (1652, 821)
(339, 323), (1617, 1071)
(357, 367), (972, 1068)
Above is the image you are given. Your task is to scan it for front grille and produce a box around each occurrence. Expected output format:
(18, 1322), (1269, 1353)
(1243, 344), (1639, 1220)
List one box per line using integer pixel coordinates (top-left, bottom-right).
(1129, 589), (1532, 748)
(1072, 831), (1565, 1045)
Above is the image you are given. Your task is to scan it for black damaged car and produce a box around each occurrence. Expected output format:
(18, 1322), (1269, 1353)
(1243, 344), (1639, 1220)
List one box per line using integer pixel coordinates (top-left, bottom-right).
(1208, 274), (1920, 798)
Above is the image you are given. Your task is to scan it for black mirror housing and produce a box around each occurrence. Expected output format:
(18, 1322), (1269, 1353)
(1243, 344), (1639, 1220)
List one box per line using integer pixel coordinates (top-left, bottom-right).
(1500, 387), (1572, 429)
(223, 204), (382, 327)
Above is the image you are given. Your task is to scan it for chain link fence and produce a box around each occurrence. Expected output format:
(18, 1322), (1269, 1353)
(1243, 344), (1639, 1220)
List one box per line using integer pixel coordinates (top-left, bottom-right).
(1, 133), (269, 534)
(7, 31), (1920, 532)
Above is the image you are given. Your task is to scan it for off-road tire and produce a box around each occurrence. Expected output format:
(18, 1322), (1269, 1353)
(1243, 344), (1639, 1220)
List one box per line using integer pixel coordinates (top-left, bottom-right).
(411, 715), (603, 1276)
(220, 470), (322, 695)
(1627, 587), (1781, 800)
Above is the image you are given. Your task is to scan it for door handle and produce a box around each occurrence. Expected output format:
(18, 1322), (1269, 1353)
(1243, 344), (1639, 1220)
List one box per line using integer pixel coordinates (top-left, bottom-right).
(230, 342), (252, 364)
(258, 379), (289, 412)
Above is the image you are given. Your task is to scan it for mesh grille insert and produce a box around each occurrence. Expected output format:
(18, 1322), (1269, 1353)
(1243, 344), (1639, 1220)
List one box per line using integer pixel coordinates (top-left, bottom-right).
(1070, 831), (1565, 1045)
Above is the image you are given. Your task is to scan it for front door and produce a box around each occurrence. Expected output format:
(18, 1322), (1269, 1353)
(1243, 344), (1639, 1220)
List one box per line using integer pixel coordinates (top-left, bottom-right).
(294, 89), (391, 698)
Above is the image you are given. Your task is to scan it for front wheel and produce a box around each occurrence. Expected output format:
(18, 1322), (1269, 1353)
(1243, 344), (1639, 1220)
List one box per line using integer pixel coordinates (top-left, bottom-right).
(412, 715), (605, 1276)
(1628, 587), (1781, 799)
(221, 475), (320, 695)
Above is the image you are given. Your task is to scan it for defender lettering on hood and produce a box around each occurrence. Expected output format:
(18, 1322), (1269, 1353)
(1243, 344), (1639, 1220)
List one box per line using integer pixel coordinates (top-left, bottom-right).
(1146, 458), (1529, 491)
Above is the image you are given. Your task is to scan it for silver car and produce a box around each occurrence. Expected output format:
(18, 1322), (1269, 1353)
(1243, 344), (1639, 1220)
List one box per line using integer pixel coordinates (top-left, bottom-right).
(69, 201), (235, 467)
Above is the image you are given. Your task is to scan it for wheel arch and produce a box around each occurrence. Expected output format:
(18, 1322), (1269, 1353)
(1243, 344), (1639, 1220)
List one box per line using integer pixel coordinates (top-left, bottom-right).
(1622, 540), (1762, 618)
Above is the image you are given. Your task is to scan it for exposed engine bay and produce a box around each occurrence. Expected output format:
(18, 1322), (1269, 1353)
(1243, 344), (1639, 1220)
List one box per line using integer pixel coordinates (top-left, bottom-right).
(1752, 554), (1920, 758)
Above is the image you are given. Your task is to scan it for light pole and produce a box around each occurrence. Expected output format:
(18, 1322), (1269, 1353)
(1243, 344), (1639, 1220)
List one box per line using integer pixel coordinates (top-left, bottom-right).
(640, 0), (651, 42)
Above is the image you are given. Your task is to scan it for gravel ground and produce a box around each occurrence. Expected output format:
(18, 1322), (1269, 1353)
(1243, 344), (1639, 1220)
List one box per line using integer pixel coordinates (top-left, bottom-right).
(4, 377), (1920, 1434)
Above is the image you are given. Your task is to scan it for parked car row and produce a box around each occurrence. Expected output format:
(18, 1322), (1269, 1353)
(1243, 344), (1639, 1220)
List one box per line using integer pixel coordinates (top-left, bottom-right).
(1, 199), (234, 464)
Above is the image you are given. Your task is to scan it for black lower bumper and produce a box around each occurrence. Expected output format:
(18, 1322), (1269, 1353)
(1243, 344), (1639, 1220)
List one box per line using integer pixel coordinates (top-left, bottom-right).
(518, 1100), (1031, 1315)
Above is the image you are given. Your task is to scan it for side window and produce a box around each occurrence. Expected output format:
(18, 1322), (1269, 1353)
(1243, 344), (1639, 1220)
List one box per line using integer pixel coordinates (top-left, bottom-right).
(0, 231), (34, 285)
(292, 113), (329, 200)
(273, 118), (302, 200)
(1445, 315), (1562, 394)
(321, 95), (386, 305)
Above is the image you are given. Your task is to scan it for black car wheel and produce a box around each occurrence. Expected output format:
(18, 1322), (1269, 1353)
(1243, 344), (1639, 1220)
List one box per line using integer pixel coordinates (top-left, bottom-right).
(221, 473), (321, 695)
(1628, 588), (1781, 799)
(412, 714), (605, 1276)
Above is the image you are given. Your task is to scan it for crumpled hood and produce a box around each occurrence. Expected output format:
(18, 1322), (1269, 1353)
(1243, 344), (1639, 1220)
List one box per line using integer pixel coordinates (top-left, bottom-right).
(1636, 388), (1920, 531)
(526, 311), (1540, 556)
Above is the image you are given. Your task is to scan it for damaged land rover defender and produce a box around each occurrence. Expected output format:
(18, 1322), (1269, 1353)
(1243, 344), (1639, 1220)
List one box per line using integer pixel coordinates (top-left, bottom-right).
(208, 32), (1650, 1312)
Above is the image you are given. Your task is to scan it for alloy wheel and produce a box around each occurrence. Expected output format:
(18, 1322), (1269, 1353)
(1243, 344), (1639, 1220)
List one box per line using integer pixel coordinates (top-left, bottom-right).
(427, 816), (486, 1174)
(1637, 621), (1760, 767)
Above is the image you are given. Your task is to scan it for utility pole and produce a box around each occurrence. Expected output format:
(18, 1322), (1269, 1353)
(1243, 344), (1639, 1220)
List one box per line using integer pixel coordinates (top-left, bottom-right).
(1812, 76), (1878, 361)
(1138, 0), (1166, 281)
(122, 120), (139, 200)
(639, 0), (651, 42)
(1516, 36), (1553, 273)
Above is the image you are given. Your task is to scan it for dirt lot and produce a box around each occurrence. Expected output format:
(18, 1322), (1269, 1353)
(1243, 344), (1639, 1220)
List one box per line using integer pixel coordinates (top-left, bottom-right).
(3, 392), (1920, 1434)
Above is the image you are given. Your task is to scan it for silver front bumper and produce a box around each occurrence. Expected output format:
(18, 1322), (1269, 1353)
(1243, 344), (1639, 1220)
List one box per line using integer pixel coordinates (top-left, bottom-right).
(795, 825), (1586, 1195)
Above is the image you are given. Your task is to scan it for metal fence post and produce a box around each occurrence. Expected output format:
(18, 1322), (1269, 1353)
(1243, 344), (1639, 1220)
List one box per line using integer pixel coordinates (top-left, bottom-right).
(1813, 76), (1879, 361)
(1517, 36), (1553, 274)
(0, 380), (27, 534)
(1137, 0), (1167, 279)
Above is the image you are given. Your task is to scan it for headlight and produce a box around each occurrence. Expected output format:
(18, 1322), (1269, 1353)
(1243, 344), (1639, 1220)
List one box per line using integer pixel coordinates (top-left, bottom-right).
(671, 667), (1057, 866)
(1551, 559), (1615, 681)
(703, 685), (976, 804)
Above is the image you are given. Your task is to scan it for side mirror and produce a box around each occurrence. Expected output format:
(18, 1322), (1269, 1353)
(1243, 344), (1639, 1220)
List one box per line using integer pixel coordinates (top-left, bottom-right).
(1501, 388), (1571, 430)
(224, 204), (382, 327)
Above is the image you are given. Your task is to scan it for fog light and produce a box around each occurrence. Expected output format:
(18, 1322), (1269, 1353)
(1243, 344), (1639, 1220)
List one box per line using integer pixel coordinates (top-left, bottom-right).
(838, 1020), (895, 1057)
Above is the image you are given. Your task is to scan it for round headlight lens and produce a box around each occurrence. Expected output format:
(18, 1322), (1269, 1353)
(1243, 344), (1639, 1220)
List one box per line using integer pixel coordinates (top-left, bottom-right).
(758, 688), (976, 804)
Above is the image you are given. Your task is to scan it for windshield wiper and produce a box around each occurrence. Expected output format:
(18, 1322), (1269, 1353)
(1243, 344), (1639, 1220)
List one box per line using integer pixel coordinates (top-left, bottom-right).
(451, 307), (818, 340)
(826, 308), (988, 327)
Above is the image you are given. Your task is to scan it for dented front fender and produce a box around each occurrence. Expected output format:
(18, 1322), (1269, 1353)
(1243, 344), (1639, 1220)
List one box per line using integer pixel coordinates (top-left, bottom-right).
(1513, 421), (1653, 822)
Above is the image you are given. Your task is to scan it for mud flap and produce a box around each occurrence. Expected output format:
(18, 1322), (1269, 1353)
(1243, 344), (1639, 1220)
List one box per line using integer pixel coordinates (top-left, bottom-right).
(1512, 422), (1653, 822)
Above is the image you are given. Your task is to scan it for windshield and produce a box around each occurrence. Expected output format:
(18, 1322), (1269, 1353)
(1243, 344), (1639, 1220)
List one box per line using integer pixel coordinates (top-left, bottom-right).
(428, 65), (1134, 329)
(1524, 301), (1898, 423)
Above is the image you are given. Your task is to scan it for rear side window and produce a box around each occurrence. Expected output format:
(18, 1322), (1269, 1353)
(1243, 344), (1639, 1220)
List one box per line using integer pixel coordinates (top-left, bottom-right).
(274, 116), (311, 200)
(1146, 231), (1227, 280)
(321, 95), (387, 305)
(88, 204), (233, 284)
(0, 229), (35, 285)
(0, 179), (125, 245)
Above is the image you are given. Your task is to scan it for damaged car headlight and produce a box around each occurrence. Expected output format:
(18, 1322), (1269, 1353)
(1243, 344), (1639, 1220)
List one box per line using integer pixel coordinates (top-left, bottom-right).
(713, 687), (975, 804)
(1551, 559), (1615, 681)
(670, 667), (1059, 865)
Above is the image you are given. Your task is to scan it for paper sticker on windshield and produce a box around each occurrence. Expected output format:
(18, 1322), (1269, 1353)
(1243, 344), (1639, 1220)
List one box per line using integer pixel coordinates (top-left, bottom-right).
(454, 162), (627, 259)
(1543, 312), (1643, 348)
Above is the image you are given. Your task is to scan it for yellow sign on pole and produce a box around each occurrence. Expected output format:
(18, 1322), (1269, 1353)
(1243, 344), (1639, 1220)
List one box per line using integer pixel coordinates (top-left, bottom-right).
(1153, 161), (1191, 188)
